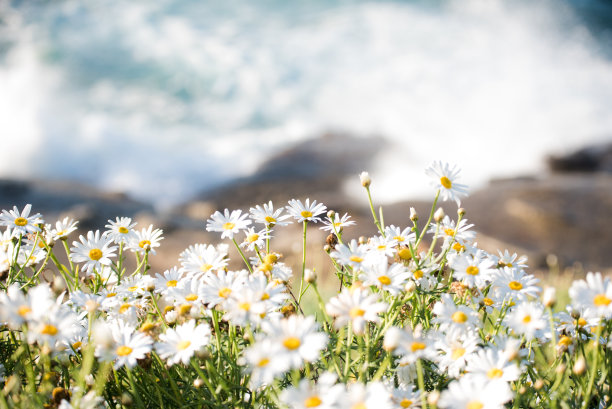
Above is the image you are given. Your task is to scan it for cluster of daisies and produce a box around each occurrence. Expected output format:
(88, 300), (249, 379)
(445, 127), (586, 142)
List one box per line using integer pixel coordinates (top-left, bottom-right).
(0, 161), (610, 409)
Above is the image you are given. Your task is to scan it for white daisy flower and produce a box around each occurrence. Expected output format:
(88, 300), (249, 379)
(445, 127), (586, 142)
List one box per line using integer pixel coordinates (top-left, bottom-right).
(424, 161), (469, 206)
(223, 286), (269, 327)
(430, 216), (476, 244)
(326, 287), (387, 335)
(449, 250), (496, 289)
(330, 239), (370, 271)
(365, 235), (397, 258)
(95, 322), (153, 369)
(432, 294), (479, 333)
(240, 338), (288, 388)
(384, 225), (416, 246)
(320, 212), (355, 233)
(179, 243), (228, 279)
(0, 204), (43, 236)
(153, 267), (185, 295)
(240, 227), (271, 252)
(70, 230), (117, 273)
(201, 270), (248, 308)
(347, 382), (393, 409)
(0, 284), (35, 329)
(465, 348), (521, 383)
(286, 198), (327, 223)
(505, 301), (546, 340)
(569, 272), (612, 320)
(492, 267), (540, 302)
(104, 217), (137, 244)
(155, 320), (211, 366)
(392, 326), (434, 365)
(27, 307), (80, 351)
(51, 217), (79, 241)
(493, 250), (528, 269)
(249, 201), (292, 227)
(206, 209), (252, 239)
(388, 383), (422, 409)
(261, 315), (327, 369)
(280, 373), (345, 409)
(360, 262), (410, 296)
(438, 374), (512, 409)
(433, 327), (480, 378)
(128, 224), (164, 255)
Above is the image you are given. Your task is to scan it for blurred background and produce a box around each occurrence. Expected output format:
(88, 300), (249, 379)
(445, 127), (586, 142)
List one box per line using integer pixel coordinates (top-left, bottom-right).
(1, 0), (612, 277)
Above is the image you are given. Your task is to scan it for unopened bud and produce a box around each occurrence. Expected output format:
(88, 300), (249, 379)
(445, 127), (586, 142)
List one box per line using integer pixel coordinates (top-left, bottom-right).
(409, 207), (418, 222)
(555, 363), (566, 374)
(146, 283), (155, 292)
(193, 378), (204, 388)
(405, 280), (417, 293)
(518, 386), (527, 395)
(121, 393), (133, 407)
(358, 236), (367, 245)
(327, 210), (336, 219)
(359, 171), (371, 188)
(305, 269), (317, 284)
(264, 253), (279, 264)
(543, 287), (556, 308)
(573, 356), (586, 375)
(457, 208), (466, 217)
(85, 300), (99, 313)
(434, 208), (445, 223)
(427, 390), (440, 406)
(52, 276), (66, 293)
(534, 379), (544, 390)
(398, 248), (412, 261)
(383, 327), (402, 351)
(323, 244), (331, 253)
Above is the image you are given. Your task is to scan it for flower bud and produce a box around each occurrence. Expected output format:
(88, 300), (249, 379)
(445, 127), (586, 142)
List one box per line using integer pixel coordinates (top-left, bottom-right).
(573, 356), (586, 375)
(542, 287), (556, 308)
(358, 236), (367, 245)
(410, 207), (418, 222)
(534, 379), (544, 390)
(383, 327), (402, 351)
(305, 269), (317, 284)
(555, 363), (566, 374)
(327, 210), (336, 219)
(359, 171), (371, 188)
(434, 207), (445, 223)
(457, 208), (466, 217)
(405, 280), (417, 293)
(193, 378), (204, 389)
(323, 244), (331, 253)
(427, 390), (440, 406)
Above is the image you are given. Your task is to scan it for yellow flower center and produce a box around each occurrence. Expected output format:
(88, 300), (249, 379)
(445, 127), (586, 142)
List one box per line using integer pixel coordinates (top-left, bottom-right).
(166, 280), (178, 287)
(394, 236), (405, 242)
(558, 336), (572, 346)
(264, 254), (278, 264)
(400, 399), (413, 408)
(398, 248), (412, 260)
(509, 281), (523, 291)
(466, 266), (479, 276)
(257, 358), (270, 367)
(261, 293), (270, 301)
(413, 270), (424, 279)
(185, 293), (198, 302)
(522, 315), (532, 324)
(247, 234), (259, 243)
(440, 176), (452, 189)
(116, 345), (133, 357)
(177, 340), (191, 351)
(410, 342), (426, 352)
(352, 403), (367, 409)
(222, 222), (235, 230)
(350, 307), (366, 318)
(88, 248), (103, 261)
(106, 292), (117, 298)
(378, 275), (391, 286)
(119, 304), (131, 314)
(178, 304), (192, 315)
(18, 305), (31, 317)
(466, 401), (484, 409)
(304, 396), (322, 408)
(283, 336), (301, 350)
(300, 211), (313, 218)
(72, 341), (82, 350)
(451, 347), (466, 360)
(483, 297), (494, 306)
(218, 287), (232, 298)
(139, 240), (151, 249)
(239, 302), (251, 311)
(577, 318), (587, 327)
(128, 286), (138, 292)
(452, 242), (465, 252)
(14, 217), (28, 226)
(593, 294), (611, 307)
(444, 228), (455, 236)
(200, 263), (213, 272)
(487, 368), (504, 379)
(118, 226), (129, 234)
(349, 255), (363, 263)
(264, 216), (276, 224)
(452, 311), (468, 323)
(41, 324), (58, 336)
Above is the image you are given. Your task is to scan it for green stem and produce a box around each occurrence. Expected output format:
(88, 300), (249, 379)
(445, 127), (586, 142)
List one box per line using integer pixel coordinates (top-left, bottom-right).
(232, 238), (253, 273)
(366, 187), (385, 237)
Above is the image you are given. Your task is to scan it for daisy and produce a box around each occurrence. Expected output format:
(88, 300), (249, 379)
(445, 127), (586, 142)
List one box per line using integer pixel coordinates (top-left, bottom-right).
(51, 217), (79, 241)
(0, 284), (35, 329)
(465, 348), (521, 383)
(505, 301), (546, 340)
(286, 198), (327, 223)
(365, 235), (397, 258)
(493, 250), (528, 270)
(393, 326), (434, 365)
(240, 227), (271, 252)
(433, 327), (480, 378)
(388, 384), (422, 409)
(360, 262), (410, 295)
(95, 322), (153, 369)
(104, 217), (137, 244)
(223, 286), (269, 327)
(492, 267), (540, 302)
(280, 373), (345, 409)
(430, 216), (475, 244)
(424, 161), (468, 206)
(249, 201), (292, 227)
(27, 307), (80, 351)
(0, 204), (43, 236)
(128, 225), (163, 255)
(449, 250), (496, 289)
(70, 230), (117, 273)
(438, 374), (513, 409)
(179, 243), (228, 279)
(384, 225), (416, 246)
(206, 209), (252, 239)
(346, 382), (393, 409)
(261, 315), (327, 369)
(153, 267), (185, 295)
(569, 272), (612, 320)
(330, 239), (370, 271)
(201, 270), (248, 308)
(155, 320), (211, 366)
(432, 294), (479, 333)
(320, 212), (356, 233)
(326, 287), (387, 335)
(240, 338), (288, 388)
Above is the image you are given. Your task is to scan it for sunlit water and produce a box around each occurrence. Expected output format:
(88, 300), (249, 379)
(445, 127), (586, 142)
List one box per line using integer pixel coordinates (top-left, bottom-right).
(1, 0), (612, 208)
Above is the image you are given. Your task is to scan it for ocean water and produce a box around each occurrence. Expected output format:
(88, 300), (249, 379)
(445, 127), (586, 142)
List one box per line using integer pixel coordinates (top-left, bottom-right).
(1, 0), (612, 208)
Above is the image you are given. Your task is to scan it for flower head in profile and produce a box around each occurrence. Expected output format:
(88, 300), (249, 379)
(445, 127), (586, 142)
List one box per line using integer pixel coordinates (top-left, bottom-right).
(425, 161), (468, 206)
(206, 209), (252, 239)
(250, 201), (292, 227)
(0, 204), (44, 236)
(51, 217), (79, 241)
(286, 199), (327, 223)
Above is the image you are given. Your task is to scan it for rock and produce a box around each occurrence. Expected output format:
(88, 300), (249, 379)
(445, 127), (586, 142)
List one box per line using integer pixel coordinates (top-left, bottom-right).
(548, 142), (612, 173)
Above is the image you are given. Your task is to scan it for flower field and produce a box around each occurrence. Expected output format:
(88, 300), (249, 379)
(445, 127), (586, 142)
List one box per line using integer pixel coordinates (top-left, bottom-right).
(0, 162), (610, 408)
